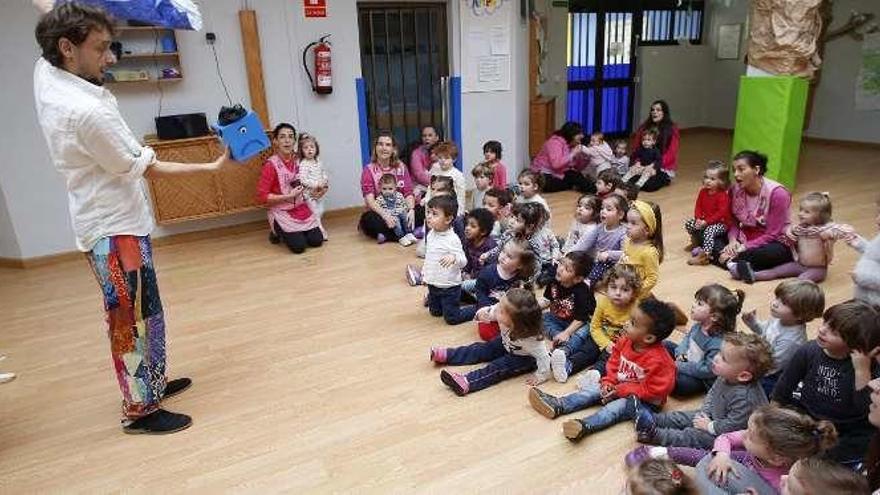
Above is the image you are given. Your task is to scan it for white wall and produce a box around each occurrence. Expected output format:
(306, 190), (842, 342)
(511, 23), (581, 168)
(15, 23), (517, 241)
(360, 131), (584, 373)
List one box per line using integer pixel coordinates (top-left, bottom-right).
(0, 0), (528, 259)
(0, 185), (21, 259)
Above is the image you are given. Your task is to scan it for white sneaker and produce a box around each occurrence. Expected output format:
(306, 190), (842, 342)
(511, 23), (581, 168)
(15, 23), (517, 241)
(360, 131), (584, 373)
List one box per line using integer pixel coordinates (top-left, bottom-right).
(550, 348), (569, 383)
(0, 372), (16, 384)
(576, 369), (601, 391)
(399, 233), (416, 247)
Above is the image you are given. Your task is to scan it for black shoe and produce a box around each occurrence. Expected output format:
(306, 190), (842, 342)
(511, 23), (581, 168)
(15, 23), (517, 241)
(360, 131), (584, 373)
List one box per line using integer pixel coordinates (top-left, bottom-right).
(268, 232), (280, 244)
(562, 419), (592, 442)
(736, 260), (756, 284)
(123, 409), (192, 435)
(163, 377), (192, 399)
(528, 387), (563, 419)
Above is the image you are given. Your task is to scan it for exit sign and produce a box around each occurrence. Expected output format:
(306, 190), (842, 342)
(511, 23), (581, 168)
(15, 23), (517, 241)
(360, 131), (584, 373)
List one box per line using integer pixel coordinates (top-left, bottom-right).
(304, 0), (326, 18)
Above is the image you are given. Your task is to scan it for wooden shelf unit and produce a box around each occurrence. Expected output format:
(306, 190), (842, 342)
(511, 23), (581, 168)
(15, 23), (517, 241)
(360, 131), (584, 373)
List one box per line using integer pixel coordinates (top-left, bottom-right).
(109, 25), (183, 83)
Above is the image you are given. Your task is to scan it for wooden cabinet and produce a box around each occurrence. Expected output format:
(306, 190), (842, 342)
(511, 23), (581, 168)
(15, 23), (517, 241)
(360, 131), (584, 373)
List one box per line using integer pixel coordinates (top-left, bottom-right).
(145, 135), (272, 224)
(529, 96), (556, 158)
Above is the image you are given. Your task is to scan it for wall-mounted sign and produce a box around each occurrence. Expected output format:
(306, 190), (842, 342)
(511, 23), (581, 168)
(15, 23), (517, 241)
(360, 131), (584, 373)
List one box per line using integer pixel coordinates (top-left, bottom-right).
(304, 0), (326, 18)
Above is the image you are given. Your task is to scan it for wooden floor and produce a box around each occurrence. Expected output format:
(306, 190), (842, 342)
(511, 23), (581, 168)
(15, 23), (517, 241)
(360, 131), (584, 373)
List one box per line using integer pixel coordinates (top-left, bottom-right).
(1, 131), (877, 493)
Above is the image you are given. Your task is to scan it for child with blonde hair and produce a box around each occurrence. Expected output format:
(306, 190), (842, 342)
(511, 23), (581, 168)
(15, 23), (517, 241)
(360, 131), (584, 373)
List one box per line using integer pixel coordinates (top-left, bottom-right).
(297, 133), (330, 239)
(624, 458), (697, 495)
(585, 264), (641, 374)
(622, 200), (664, 300)
(741, 279), (825, 396)
(748, 192), (856, 282)
(633, 332), (772, 449)
(684, 160), (731, 266)
(431, 288), (551, 395)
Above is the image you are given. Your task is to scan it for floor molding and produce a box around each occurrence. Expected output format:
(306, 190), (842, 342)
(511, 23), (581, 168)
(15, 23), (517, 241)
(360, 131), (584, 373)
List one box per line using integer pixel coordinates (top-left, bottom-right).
(0, 206), (364, 269)
(679, 126), (880, 149)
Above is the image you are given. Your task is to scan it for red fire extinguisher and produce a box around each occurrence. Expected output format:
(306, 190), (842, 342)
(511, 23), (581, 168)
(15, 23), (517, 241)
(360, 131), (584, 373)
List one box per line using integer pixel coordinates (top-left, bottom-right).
(303, 35), (332, 94)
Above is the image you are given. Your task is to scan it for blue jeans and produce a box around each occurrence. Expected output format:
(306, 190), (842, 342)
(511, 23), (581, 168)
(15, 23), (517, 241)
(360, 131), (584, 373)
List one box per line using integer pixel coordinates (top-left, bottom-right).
(559, 382), (648, 432)
(544, 313), (593, 375)
(427, 285), (469, 325)
(663, 341), (713, 397)
(445, 337), (536, 393)
(391, 212), (409, 238)
(760, 373), (779, 398)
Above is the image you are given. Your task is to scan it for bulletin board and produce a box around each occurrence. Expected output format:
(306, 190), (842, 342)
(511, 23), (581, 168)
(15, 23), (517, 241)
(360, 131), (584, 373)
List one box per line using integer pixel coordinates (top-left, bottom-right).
(461, 0), (512, 93)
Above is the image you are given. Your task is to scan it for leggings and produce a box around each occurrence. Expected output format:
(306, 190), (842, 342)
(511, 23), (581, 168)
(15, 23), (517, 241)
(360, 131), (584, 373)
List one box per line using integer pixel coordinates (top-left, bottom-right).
(731, 240), (794, 271)
(684, 219), (727, 254)
(274, 221), (323, 254)
(752, 261), (828, 283)
(542, 170), (596, 194)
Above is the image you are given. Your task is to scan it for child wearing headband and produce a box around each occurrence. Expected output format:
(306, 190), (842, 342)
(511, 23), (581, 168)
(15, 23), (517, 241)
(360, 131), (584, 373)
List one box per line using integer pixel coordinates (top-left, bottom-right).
(622, 200), (664, 300)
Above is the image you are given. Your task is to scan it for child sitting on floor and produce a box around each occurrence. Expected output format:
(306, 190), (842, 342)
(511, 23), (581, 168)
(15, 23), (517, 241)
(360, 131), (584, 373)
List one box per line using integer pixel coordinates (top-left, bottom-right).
(624, 458), (698, 495)
(462, 208), (497, 284)
(780, 456), (870, 494)
(634, 332), (772, 449)
(771, 299), (879, 466)
(684, 160), (732, 266)
(608, 139), (630, 177)
(583, 131), (613, 179)
(514, 169), (551, 219)
(580, 194), (628, 286)
(426, 141), (467, 216)
(595, 169), (624, 203)
(622, 128), (662, 189)
(741, 279), (825, 396)
(481, 140), (508, 190)
(374, 173), (417, 246)
(622, 199), (664, 300)
(468, 163), (492, 213)
(540, 252), (596, 383)
(750, 192), (856, 282)
(481, 202), (560, 286)
(587, 264), (642, 375)
(528, 298), (676, 444)
(470, 240), (536, 341)
(667, 284), (745, 397)
(431, 288), (552, 395)
(483, 187), (514, 241)
(561, 194), (601, 255)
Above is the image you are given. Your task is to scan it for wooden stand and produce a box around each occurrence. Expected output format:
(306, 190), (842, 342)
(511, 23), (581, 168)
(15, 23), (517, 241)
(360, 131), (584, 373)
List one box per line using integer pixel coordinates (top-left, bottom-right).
(145, 135), (273, 224)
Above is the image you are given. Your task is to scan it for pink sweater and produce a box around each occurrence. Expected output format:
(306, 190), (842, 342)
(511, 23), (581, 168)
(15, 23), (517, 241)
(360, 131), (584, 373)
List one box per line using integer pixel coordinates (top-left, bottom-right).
(488, 160), (508, 189)
(409, 145), (432, 187)
(531, 135), (578, 179)
(728, 179), (791, 249)
(714, 430), (788, 492)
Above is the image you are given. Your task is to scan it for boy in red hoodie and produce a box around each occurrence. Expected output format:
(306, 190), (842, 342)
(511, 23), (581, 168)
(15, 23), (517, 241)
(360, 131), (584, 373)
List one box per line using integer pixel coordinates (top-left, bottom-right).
(528, 298), (676, 443)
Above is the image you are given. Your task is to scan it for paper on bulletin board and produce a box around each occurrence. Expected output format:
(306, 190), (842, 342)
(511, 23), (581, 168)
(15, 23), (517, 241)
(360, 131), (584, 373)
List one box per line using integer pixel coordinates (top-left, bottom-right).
(461, 0), (512, 92)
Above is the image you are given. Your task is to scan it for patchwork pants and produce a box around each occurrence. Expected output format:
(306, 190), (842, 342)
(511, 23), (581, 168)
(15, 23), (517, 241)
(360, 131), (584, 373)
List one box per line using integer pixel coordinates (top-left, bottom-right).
(86, 235), (167, 419)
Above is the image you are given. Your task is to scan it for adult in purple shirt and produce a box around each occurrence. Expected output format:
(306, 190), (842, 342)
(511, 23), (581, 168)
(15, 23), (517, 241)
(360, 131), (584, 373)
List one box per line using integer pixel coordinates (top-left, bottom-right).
(359, 132), (418, 241)
(530, 121), (595, 194)
(717, 151), (793, 283)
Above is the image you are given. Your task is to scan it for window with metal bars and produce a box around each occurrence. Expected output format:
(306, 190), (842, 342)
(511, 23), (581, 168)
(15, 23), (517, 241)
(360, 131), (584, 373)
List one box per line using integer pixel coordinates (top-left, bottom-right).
(640, 1), (704, 45)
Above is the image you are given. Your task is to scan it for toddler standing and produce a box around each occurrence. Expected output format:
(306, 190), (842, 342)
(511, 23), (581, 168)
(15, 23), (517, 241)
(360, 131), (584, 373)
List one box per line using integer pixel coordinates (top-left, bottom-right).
(422, 195), (468, 324)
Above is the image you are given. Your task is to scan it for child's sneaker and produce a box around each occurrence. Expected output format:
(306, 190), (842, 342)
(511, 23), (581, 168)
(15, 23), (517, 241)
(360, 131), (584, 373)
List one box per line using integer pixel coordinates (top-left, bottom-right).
(528, 387), (563, 419)
(406, 264), (422, 286)
(377, 233), (387, 244)
(440, 370), (469, 396)
(399, 233), (417, 247)
(550, 348), (570, 383)
(634, 405), (657, 443)
(562, 419), (593, 442)
(576, 369), (602, 391)
(624, 446), (669, 467)
(429, 346), (447, 364)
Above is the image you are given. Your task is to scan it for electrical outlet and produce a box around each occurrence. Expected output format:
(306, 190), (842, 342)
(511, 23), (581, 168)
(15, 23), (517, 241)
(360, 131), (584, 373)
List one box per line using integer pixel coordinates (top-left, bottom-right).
(206, 32), (216, 44)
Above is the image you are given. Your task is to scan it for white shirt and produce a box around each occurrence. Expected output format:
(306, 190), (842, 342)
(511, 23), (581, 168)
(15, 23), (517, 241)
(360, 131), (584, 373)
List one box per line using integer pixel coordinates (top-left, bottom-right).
(422, 228), (467, 288)
(33, 58), (156, 252)
(426, 165), (467, 216)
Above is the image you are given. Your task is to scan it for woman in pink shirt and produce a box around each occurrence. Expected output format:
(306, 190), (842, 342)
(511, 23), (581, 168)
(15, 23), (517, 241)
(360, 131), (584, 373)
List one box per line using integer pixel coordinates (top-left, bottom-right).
(359, 132), (418, 241)
(717, 151), (794, 284)
(256, 123), (323, 254)
(629, 100), (680, 192)
(409, 126), (439, 197)
(530, 121), (595, 194)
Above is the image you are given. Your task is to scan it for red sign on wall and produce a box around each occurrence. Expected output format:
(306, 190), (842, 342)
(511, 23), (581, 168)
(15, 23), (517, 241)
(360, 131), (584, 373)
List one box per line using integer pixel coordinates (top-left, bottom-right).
(304, 0), (326, 18)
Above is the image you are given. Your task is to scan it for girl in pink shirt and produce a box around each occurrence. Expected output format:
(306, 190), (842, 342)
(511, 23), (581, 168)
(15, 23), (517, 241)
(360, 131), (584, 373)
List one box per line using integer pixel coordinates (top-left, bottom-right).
(409, 126), (439, 196)
(482, 140), (508, 189)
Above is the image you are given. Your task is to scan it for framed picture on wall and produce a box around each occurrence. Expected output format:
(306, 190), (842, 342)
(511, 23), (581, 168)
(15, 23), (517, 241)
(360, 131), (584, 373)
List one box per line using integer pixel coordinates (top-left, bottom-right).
(717, 23), (743, 60)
